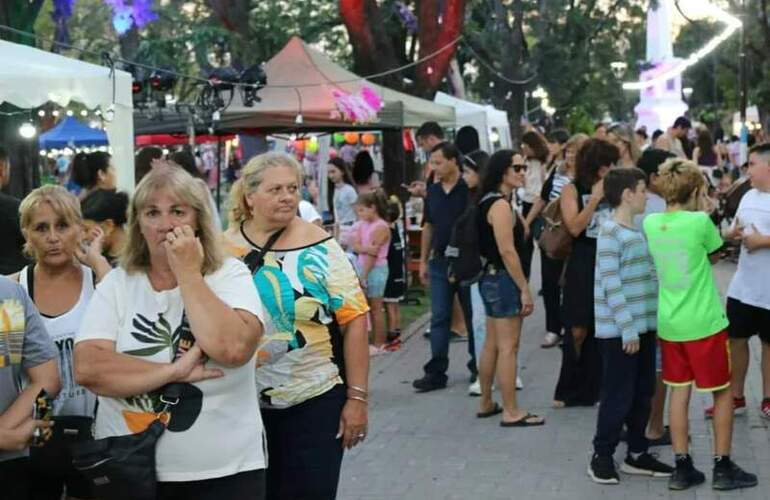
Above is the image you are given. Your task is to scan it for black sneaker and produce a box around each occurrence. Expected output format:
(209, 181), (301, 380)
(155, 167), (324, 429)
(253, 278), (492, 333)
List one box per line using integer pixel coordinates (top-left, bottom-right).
(412, 375), (447, 393)
(620, 452), (673, 477)
(587, 454), (619, 485)
(712, 460), (758, 491)
(668, 457), (705, 491)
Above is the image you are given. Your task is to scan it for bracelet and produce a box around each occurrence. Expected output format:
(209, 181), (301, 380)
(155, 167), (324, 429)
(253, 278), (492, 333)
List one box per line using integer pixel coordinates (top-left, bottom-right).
(347, 385), (368, 396)
(347, 395), (368, 405)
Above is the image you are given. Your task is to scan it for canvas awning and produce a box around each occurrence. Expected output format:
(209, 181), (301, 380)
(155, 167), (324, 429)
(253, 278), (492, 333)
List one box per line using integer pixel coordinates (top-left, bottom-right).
(39, 116), (108, 150)
(135, 36), (454, 134)
(0, 40), (134, 191)
(434, 92), (512, 151)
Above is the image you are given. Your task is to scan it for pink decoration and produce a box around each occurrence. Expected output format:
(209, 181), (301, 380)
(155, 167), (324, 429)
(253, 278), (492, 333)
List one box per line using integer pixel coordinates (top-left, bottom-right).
(332, 86), (384, 124)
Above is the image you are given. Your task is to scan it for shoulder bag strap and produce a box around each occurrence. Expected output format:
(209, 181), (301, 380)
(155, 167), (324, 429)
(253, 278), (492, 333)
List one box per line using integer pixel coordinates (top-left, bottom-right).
(241, 221), (288, 273)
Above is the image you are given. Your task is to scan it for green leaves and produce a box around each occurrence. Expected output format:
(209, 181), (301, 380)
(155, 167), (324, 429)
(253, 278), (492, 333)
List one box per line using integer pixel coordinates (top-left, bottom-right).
(125, 313), (179, 359)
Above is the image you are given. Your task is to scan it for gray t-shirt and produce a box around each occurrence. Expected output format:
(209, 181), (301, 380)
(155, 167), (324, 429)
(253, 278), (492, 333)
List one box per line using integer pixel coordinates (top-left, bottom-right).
(334, 184), (358, 225)
(0, 276), (57, 462)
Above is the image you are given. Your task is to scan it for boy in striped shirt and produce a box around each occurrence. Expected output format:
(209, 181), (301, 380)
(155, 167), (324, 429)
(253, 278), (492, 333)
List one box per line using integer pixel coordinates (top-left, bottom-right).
(588, 168), (673, 484)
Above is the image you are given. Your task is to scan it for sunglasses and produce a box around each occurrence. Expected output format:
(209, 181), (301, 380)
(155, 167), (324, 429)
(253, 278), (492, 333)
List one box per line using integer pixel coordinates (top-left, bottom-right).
(512, 164), (528, 173)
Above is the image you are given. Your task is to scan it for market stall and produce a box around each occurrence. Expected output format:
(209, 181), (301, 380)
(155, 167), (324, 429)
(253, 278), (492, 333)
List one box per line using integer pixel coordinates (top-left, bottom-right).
(434, 92), (512, 152)
(0, 40), (134, 191)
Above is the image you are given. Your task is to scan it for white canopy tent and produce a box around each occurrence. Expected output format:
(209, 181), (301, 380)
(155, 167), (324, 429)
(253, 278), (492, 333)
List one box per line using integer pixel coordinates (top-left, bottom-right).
(0, 40), (134, 191)
(434, 92), (512, 152)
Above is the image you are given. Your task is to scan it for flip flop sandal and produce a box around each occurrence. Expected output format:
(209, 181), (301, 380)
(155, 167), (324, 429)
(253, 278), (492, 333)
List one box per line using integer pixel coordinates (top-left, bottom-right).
(500, 413), (545, 427)
(476, 403), (503, 418)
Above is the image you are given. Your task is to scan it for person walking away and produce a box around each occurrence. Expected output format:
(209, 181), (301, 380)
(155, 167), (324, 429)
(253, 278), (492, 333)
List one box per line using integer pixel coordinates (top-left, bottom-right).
(13, 186), (106, 500)
(643, 159), (758, 491)
(693, 128), (723, 186)
(475, 150), (542, 427)
(588, 168), (673, 484)
(383, 197), (406, 348)
(524, 133), (588, 349)
(413, 142), (475, 392)
(705, 143), (770, 420)
(635, 148), (676, 447)
(351, 190), (391, 356)
(224, 153), (370, 499)
(80, 188), (130, 268)
(553, 139), (617, 407)
(519, 131), (550, 279)
(0, 275), (60, 500)
(71, 152), (117, 202)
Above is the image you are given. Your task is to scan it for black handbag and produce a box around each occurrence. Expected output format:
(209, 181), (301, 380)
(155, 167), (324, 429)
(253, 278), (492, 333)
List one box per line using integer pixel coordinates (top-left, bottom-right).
(72, 341), (188, 499)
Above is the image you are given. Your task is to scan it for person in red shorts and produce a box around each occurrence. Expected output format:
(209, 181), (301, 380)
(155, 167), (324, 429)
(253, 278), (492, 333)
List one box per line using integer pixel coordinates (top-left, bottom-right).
(643, 159), (758, 492)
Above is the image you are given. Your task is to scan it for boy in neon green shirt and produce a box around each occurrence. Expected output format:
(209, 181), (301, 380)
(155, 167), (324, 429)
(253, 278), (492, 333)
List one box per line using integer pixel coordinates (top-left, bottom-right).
(644, 159), (757, 492)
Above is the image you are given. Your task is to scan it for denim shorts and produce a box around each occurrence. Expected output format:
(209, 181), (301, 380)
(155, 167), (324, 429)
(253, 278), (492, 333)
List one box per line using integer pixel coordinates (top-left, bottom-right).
(479, 269), (521, 318)
(365, 265), (389, 298)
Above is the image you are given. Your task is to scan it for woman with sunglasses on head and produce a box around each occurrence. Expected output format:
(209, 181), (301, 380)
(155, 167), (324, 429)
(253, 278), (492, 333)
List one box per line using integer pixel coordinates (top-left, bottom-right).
(553, 138), (620, 408)
(474, 150), (542, 426)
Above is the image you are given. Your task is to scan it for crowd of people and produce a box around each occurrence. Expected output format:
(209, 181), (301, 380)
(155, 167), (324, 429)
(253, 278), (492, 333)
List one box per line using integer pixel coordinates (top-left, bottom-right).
(0, 109), (767, 498)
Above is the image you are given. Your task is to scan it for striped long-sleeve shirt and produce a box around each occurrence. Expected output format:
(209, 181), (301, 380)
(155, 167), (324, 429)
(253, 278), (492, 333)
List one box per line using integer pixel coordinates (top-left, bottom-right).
(594, 219), (658, 343)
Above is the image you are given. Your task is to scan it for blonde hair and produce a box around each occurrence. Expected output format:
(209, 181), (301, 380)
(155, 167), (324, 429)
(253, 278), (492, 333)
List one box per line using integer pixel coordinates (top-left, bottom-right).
(608, 124), (641, 163)
(228, 152), (303, 224)
(121, 166), (224, 275)
(657, 158), (707, 206)
(19, 185), (83, 260)
(561, 133), (589, 173)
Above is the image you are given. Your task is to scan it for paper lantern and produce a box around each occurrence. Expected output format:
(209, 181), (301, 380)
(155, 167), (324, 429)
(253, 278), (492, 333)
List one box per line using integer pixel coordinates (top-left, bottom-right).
(361, 133), (376, 146)
(294, 140), (305, 153)
(344, 132), (359, 145)
(306, 140), (319, 154)
(333, 132), (346, 144)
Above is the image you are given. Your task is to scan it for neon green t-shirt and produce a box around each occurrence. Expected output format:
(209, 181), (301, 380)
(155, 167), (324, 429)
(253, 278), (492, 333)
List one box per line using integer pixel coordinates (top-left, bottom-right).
(643, 211), (728, 342)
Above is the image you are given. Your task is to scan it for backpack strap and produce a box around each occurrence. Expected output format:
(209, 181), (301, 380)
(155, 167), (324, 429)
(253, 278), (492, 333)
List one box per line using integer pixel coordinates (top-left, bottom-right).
(26, 264), (35, 302)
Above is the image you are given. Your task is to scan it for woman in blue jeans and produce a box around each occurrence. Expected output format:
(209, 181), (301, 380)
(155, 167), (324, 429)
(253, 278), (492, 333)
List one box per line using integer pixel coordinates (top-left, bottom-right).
(475, 150), (544, 427)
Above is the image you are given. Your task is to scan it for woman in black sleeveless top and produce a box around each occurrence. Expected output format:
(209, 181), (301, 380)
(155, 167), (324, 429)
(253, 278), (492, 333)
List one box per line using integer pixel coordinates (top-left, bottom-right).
(553, 139), (618, 408)
(475, 150), (543, 427)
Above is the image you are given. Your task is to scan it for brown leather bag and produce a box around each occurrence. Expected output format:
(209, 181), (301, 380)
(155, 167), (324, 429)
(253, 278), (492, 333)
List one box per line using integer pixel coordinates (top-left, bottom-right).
(538, 197), (572, 260)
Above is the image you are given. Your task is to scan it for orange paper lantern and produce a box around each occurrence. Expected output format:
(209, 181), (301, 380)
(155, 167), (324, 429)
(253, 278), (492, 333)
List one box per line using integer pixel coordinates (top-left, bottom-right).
(344, 132), (359, 144)
(361, 133), (376, 146)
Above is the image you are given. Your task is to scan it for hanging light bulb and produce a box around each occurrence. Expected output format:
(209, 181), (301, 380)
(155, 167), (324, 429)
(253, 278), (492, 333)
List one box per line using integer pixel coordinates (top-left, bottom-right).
(80, 110), (88, 117)
(66, 109), (74, 117)
(37, 110), (46, 118)
(19, 122), (37, 139)
(52, 110), (60, 117)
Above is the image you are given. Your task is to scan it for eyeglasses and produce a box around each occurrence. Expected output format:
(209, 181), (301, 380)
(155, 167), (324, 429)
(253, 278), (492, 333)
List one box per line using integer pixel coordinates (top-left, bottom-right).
(512, 164), (528, 173)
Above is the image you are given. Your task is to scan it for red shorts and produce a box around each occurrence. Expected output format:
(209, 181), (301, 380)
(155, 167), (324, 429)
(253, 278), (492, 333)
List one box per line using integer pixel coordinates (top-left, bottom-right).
(660, 330), (731, 392)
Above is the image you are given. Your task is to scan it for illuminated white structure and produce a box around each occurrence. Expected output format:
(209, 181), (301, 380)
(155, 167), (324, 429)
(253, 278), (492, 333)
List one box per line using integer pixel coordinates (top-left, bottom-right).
(632, 0), (688, 133)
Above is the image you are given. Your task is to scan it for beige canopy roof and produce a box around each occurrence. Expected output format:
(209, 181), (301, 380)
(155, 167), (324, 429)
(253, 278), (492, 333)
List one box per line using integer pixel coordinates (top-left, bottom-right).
(135, 36), (454, 133)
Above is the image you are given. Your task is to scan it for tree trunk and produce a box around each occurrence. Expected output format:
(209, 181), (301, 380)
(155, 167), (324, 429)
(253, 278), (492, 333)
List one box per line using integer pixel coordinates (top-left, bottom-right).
(413, 0), (466, 98)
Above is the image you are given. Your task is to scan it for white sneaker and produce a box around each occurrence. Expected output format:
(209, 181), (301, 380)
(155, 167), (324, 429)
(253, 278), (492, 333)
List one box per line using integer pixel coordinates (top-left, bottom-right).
(468, 380), (481, 396)
(516, 376), (524, 390)
(541, 332), (560, 348)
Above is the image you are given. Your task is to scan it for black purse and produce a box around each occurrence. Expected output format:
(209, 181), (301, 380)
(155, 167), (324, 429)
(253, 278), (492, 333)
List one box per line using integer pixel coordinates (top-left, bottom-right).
(72, 332), (190, 500)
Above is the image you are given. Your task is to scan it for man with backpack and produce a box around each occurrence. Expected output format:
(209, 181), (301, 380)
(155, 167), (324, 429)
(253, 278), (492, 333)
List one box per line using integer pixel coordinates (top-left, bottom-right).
(413, 142), (476, 392)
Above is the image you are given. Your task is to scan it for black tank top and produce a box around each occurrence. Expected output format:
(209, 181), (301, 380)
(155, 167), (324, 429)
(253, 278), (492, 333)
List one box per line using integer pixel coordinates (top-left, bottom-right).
(478, 194), (526, 269)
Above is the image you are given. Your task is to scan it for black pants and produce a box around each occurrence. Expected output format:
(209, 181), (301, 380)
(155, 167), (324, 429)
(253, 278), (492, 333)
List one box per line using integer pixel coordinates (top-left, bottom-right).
(0, 457), (30, 500)
(520, 202), (536, 279)
(593, 335), (656, 457)
(540, 252), (565, 335)
(553, 326), (602, 406)
(158, 469), (265, 500)
(262, 385), (346, 500)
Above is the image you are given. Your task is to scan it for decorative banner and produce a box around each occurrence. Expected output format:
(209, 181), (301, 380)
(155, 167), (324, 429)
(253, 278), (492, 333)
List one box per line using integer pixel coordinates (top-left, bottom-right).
(332, 86), (384, 124)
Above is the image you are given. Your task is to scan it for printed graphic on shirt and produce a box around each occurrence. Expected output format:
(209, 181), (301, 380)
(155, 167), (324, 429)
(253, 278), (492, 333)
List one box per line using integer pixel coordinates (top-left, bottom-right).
(120, 312), (202, 433)
(583, 195), (612, 239)
(0, 299), (24, 368)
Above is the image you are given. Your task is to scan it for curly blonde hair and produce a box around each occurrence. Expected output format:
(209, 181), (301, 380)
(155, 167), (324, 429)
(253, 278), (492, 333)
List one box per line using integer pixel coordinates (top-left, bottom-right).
(228, 152), (303, 225)
(19, 185), (83, 260)
(121, 166), (224, 275)
(657, 158), (707, 206)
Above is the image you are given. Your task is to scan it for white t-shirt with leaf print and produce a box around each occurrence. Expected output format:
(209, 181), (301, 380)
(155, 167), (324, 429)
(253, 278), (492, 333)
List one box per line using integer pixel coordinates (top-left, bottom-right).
(76, 258), (266, 482)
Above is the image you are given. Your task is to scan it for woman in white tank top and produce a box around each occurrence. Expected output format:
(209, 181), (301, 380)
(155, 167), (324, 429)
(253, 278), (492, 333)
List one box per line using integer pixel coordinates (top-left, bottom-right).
(12, 185), (110, 500)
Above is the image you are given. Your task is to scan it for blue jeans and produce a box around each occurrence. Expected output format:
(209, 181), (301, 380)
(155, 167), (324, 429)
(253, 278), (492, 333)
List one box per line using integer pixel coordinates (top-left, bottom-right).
(470, 283), (486, 370)
(425, 257), (475, 382)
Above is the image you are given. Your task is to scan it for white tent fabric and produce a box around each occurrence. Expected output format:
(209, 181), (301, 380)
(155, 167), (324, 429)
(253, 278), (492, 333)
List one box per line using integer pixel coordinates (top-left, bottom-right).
(434, 92), (512, 152)
(0, 40), (135, 191)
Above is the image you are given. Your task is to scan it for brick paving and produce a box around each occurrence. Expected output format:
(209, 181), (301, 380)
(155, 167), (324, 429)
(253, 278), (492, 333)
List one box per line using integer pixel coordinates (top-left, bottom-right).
(338, 259), (770, 500)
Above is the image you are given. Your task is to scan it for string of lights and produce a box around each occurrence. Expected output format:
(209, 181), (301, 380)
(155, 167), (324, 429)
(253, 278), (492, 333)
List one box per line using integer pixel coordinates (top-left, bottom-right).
(622, 0), (741, 91)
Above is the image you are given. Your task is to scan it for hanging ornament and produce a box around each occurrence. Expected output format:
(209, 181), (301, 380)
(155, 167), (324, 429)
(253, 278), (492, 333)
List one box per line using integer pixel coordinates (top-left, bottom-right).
(344, 132), (359, 145)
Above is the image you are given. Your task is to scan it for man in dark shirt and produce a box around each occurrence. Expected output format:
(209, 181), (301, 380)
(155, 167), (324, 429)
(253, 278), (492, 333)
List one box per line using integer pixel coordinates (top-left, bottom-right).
(0, 147), (28, 275)
(413, 142), (475, 392)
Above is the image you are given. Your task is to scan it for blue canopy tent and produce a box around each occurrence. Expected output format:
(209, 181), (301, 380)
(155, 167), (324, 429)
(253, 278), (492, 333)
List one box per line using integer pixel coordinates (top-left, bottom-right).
(39, 116), (108, 150)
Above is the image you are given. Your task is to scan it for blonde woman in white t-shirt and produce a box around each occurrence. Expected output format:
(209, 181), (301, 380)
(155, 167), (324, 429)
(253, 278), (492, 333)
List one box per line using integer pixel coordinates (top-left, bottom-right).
(11, 185), (103, 500)
(74, 167), (266, 498)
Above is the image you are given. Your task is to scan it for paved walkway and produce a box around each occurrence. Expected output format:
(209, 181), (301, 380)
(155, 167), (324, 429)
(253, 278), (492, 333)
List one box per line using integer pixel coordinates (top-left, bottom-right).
(338, 259), (770, 500)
